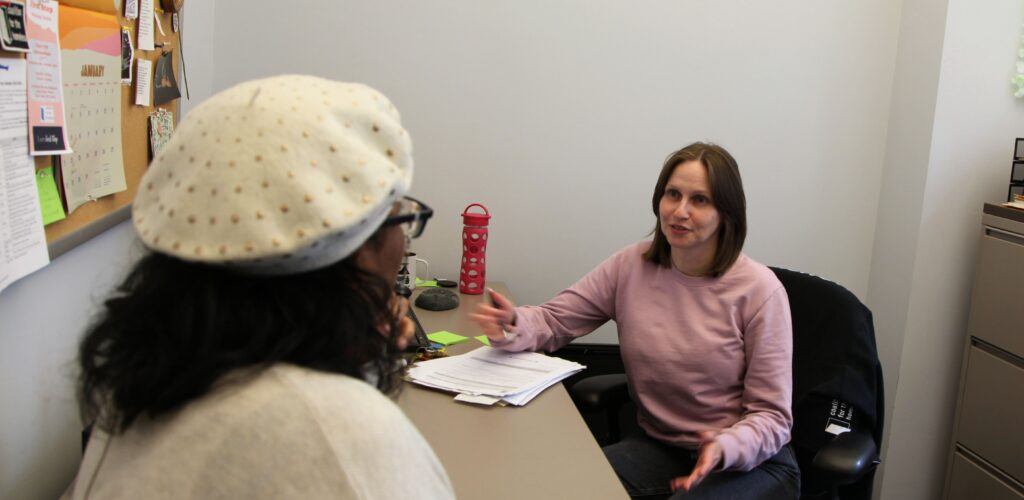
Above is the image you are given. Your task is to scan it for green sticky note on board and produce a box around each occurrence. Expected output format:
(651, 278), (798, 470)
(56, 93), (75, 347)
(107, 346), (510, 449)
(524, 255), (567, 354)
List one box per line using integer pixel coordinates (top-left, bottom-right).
(415, 278), (439, 288)
(475, 335), (491, 346)
(36, 167), (66, 225)
(427, 331), (469, 346)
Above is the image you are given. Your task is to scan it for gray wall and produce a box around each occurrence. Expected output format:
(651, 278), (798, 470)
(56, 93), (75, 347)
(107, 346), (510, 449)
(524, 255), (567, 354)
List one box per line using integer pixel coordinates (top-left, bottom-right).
(208, 0), (903, 344)
(0, 224), (136, 500)
(867, 0), (951, 494)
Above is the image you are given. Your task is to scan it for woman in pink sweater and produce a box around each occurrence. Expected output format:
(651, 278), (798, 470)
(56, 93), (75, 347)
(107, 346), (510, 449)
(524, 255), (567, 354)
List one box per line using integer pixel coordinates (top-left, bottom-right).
(471, 142), (799, 499)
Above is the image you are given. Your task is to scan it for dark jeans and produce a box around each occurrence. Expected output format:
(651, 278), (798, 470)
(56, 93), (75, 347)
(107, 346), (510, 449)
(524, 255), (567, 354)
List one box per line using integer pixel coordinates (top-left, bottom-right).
(603, 431), (800, 500)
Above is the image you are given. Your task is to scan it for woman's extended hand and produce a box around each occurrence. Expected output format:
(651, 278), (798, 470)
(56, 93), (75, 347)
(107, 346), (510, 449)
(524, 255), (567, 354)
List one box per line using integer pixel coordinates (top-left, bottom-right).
(468, 288), (517, 342)
(670, 431), (724, 493)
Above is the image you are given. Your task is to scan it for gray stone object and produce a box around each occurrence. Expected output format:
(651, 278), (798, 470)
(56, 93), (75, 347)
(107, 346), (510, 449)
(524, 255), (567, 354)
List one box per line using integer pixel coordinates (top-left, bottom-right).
(415, 288), (460, 311)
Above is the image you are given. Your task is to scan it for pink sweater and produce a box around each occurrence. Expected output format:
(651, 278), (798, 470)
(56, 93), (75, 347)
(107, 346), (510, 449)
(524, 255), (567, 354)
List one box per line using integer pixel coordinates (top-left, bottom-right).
(492, 241), (793, 471)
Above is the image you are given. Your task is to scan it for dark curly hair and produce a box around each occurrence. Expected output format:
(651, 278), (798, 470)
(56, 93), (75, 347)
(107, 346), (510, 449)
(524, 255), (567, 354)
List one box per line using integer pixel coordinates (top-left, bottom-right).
(77, 232), (402, 433)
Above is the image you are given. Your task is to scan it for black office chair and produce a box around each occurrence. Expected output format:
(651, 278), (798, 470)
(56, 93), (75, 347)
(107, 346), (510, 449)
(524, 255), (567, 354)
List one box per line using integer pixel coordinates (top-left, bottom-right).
(567, 268), (884, 500)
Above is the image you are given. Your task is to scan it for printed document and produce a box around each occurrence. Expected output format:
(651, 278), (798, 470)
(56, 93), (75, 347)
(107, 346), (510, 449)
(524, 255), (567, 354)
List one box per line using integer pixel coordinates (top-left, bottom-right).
(408, 347), (585, 406)
(25, 0), (71, 155)
(0, 55), (49, 294)
(137, 0), (153, 50)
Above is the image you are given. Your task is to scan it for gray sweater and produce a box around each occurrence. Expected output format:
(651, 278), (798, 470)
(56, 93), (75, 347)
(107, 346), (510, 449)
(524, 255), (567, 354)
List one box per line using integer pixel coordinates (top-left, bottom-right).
(66, 364), (454, 499)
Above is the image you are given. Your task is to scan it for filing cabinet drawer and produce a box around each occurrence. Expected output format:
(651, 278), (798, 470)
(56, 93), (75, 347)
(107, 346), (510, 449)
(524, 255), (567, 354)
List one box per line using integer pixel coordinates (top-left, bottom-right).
(968, 230), (1024, 355)
(957, 345), (1024, 483)
(947, 453), (1023, 500)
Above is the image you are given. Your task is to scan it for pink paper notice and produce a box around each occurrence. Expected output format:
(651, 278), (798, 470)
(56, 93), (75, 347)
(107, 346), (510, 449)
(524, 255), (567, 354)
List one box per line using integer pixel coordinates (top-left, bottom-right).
(25, 0), (70, 155)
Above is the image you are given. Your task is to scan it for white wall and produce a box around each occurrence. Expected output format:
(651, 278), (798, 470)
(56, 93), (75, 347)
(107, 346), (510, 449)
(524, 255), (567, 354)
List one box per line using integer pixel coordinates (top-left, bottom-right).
(178, 0), (216, 117)
(0, 224), (137, 500)
(210, 0), (902, 344)
(0, 4), (217, 499)
(866, 0), (950, 494)
(878, 0), (1024, 497)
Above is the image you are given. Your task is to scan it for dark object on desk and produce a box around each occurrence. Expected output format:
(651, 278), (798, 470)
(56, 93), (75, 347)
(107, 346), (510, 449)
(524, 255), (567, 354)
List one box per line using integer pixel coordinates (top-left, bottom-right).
(395, 282), (413, 298)
(415, 288), (459, 311)
(567, 267), (884, 500)
(405, 307), (429, 350)
(436, 279), (457, 288)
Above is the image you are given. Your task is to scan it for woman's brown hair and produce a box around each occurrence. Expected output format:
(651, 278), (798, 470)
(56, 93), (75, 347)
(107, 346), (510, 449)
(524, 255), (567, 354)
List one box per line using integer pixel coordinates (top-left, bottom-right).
(641, 142), (747, 277)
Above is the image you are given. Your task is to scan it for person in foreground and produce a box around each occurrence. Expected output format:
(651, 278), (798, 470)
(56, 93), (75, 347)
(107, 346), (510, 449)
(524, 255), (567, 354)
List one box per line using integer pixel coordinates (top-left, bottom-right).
(66, 75), (454, 499)
(471, 142), (799, 499)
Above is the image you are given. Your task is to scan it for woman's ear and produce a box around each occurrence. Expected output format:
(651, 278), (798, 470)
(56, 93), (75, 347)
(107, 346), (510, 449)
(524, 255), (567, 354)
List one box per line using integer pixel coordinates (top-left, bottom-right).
(350, 224), (405, 281)
(352, 241), (376, 275)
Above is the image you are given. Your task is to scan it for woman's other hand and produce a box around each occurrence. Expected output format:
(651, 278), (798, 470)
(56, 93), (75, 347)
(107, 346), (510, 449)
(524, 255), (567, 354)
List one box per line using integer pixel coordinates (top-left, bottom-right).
(670, 430), (724, 493)
(469, 288), (517, 342)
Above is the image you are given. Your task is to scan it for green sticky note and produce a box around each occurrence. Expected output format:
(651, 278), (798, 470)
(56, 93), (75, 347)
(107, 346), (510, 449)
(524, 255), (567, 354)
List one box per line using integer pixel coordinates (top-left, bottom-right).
(415, 278), (439, 288)
(36, 167), (66, 226)
(475, 335), (491, 346)
(427, 331), (470, 346)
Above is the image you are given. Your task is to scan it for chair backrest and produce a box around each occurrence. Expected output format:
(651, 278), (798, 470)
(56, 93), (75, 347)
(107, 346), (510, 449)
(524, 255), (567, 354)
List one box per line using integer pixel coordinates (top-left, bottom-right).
(770, 267), (884, 498)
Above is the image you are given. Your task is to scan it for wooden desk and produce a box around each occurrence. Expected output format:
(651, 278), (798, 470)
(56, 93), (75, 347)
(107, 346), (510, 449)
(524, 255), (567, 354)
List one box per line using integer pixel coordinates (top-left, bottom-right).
(398, 283), (628, 500)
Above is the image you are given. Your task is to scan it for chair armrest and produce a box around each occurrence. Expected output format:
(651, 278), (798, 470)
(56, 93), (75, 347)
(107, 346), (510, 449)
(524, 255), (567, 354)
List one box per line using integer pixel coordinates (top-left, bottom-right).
(811, 431), (880, 486)
(570, 373), (630, 413)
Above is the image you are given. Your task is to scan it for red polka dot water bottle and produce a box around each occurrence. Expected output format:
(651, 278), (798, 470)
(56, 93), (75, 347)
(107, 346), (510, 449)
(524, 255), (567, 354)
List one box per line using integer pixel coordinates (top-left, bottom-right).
(459, 203), (491, 294)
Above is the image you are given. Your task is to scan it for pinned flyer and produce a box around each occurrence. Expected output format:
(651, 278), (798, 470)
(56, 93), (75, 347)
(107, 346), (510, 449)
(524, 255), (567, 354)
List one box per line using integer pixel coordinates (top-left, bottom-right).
(0, 55), (49, 294)
(25, 0), (71, 155)
(0, 147), (49, 294)
(120, 27), (132, 84)
(59, 5), (127, 214)
(152, 50), (179, 105)
(137, 0), (153, 50)
(134, 57), (151, 106)
(0, 0), (31, 53)
(152, 8), (164, 36)
(148, 107), (172, 154)
(36, 167), (65, 225)
(123, 0), (138, 19)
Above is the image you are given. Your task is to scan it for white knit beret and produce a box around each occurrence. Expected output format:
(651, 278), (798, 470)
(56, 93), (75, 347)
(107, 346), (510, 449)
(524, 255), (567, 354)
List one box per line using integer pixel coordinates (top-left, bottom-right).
(132, 75), (413, 274)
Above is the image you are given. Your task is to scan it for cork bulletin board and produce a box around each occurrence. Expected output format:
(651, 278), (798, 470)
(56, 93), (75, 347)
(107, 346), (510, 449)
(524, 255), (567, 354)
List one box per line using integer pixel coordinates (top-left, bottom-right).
(37, 0), (181, 258)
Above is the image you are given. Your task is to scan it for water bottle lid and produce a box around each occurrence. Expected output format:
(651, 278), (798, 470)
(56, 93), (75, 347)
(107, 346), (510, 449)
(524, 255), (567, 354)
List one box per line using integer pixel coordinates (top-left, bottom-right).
(461, 203), (491, 226)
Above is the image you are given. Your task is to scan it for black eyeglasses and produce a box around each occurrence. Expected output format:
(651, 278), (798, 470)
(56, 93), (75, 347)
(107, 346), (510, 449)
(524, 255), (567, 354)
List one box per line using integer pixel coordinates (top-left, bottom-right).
(382, 196), (433, 239)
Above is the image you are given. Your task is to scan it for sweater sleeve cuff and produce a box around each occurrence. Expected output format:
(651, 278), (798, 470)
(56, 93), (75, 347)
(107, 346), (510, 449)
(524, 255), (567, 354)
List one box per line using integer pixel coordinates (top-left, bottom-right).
(714, 432), (744, 471)
(487, 331), (518, 348)
(487, 307), (535, 351)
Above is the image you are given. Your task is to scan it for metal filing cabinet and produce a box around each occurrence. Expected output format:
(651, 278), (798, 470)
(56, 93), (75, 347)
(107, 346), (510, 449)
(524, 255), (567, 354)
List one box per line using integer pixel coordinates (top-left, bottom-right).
(944, 204), (1024, 500)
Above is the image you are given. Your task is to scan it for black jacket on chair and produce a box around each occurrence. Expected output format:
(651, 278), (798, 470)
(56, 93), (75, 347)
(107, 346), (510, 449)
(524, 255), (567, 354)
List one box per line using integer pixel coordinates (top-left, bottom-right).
(771, 268), (883, 500)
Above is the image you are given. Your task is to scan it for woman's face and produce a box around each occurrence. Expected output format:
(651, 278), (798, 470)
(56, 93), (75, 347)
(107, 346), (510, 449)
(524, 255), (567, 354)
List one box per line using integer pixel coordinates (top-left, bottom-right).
(658, 160), (722, 261)
(354, 205), (406, 285)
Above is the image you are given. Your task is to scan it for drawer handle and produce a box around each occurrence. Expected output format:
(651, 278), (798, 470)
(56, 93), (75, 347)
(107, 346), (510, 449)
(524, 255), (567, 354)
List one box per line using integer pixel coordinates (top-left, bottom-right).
(985, 226), (1024, 245)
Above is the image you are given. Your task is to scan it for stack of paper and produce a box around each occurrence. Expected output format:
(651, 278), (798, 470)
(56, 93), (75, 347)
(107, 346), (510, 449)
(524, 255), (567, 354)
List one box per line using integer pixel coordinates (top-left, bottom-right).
(407, 347), (586, 406)
(1003, 200), (1024, 211)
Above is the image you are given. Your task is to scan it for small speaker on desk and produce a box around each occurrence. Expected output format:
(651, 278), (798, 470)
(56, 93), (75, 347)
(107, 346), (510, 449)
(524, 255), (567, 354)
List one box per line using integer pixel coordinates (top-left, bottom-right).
(415, 289), (459, 311)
